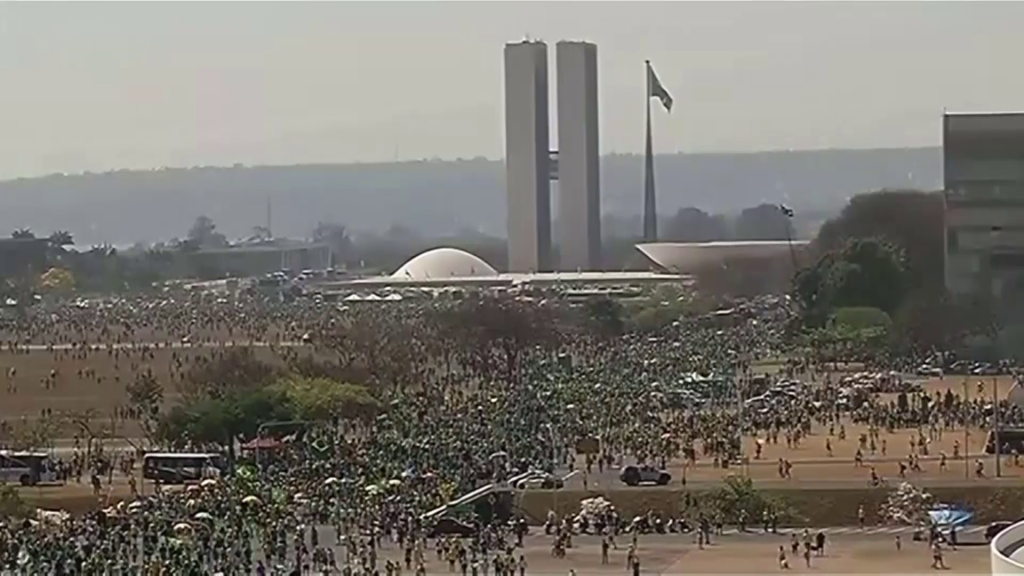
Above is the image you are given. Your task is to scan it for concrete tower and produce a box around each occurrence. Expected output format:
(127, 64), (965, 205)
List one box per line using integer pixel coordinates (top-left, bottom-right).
(556, 41), (601, 270)
(503, 41), (552, 273)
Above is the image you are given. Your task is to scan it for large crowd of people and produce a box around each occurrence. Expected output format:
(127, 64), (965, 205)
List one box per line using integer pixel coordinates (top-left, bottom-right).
(0, 287), (1018, 574)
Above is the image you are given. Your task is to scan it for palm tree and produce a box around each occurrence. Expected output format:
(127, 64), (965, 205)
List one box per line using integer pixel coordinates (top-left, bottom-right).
(249, 226), (272, 243)
(11, 229), (35, 239)
(48, 231), (74, 247)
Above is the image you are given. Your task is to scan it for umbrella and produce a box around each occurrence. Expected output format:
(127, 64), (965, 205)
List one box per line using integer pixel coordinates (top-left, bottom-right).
(193, 512), (213, 521)
(241, 495), (262, 506)
(387, 479), (402, 487)
(173, 523), (193, 533)
(200, 478), (218, 488)
(489, 451), (509, 460)
(324, 477), (340, 486)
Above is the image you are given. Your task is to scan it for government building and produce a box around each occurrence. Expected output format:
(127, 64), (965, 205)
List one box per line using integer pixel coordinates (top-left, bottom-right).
(944, 112), (1024, 304)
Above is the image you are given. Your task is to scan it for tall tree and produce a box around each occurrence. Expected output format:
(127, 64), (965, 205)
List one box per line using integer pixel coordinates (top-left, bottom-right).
(795, 238), (909, 326)
(664, 207), (729, 242)
(249, 226), (272, 243)
(273, 376), (380, 423)
(440, 296), (562, 384)
(186, 215), (228, 248)
(125, 371), (165, 445)
(47, 231), (74, 247)
(732, 204), (791, 241)
(815, 190), (944, 293)
(178, 348), (278, 403)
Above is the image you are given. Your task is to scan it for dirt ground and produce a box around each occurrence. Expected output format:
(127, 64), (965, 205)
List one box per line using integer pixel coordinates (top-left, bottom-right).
(611, 374), (1023, 486)
(0, 345), (301, 435)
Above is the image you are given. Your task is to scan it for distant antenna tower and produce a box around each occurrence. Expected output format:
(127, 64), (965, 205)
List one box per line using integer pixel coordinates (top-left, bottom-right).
(266, 197), (273, 239)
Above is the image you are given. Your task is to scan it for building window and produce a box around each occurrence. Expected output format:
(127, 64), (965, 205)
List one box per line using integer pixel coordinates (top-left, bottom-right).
(947, 230), (959, 252)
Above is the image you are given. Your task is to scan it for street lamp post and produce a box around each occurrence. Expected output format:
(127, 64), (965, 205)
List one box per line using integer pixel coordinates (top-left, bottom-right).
(963, 379), (969, 480)
(994, 375), (1001, 478)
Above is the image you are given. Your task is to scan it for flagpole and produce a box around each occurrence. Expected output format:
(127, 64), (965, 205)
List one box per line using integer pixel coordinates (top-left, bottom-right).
(783, 209), (798, 272)
(643, 60), (657, 241)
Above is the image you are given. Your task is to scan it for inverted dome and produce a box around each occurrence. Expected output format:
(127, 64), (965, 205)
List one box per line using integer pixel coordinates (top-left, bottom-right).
(392, 248), (498, 280)
(636, 241), (810, 272)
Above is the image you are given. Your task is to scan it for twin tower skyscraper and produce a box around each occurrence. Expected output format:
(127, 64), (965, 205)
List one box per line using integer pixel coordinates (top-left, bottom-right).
(504, 40), (600, 273)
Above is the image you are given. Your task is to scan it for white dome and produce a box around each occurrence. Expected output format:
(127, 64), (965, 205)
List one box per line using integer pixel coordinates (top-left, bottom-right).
(392, 248), (498, 280)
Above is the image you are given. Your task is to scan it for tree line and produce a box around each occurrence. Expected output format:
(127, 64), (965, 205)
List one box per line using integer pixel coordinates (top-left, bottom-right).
(788, 189), (1001, 362)
(0, 199), (816, 294)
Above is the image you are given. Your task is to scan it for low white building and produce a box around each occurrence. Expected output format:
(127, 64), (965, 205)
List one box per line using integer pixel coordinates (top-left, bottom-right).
(992, 519), (1024, 574)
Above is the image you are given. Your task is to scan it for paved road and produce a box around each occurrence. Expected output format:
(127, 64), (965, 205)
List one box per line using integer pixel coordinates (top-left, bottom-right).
(716, 525), (987, 538)
(561, 468), (1024, 489)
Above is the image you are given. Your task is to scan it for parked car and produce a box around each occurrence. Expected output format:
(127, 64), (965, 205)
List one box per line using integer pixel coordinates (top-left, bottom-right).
(986, 521), (1015, 542)
(620, 465), (671, 487)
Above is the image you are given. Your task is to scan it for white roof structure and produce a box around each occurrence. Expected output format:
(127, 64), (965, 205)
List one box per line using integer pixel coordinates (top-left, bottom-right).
(636, 241), (811, 272)
(336, 270), (686, 290)
(392, 247), (498, 280)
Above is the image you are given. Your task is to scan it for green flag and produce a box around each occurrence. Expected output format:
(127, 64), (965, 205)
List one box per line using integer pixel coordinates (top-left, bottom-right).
(648, 62), (673, 113)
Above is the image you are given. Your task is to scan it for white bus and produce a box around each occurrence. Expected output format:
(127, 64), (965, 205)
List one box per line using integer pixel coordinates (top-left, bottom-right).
(0, 451), (57, 486)
(142, 452), (225, 484)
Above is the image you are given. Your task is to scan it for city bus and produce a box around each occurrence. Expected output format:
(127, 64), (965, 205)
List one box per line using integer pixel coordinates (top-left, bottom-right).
(0, 451), (57, 486)
(142, 452), (225, 484)
(986, 428), (1024, 455)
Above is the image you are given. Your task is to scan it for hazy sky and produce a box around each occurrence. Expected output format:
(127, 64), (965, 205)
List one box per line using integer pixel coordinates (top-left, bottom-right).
(2, 2), (1023, 179)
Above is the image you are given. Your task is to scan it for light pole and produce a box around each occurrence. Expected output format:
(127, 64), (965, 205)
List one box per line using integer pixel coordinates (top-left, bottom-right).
(994, 375), (1001, 478)
(963, 379), (969, 480)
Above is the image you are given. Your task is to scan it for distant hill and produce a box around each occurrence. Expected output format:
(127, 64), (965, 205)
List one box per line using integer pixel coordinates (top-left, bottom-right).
(0, 148), (942, 246)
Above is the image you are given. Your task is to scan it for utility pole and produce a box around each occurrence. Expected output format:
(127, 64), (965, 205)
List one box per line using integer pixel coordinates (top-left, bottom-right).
(266, 196), (273, 239)
(736, 362), (746, 477)
(963, 379), (970, 480)
(994, 375), (1001, 478)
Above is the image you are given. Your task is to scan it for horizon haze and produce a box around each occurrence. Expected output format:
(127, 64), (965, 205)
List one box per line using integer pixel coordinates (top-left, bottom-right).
(2, 2), (1024, 179)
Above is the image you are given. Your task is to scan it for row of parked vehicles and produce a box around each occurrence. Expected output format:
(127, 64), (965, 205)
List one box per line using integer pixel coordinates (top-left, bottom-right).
(511, 464), (671, 489)
(916, 359), (1015, 377)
